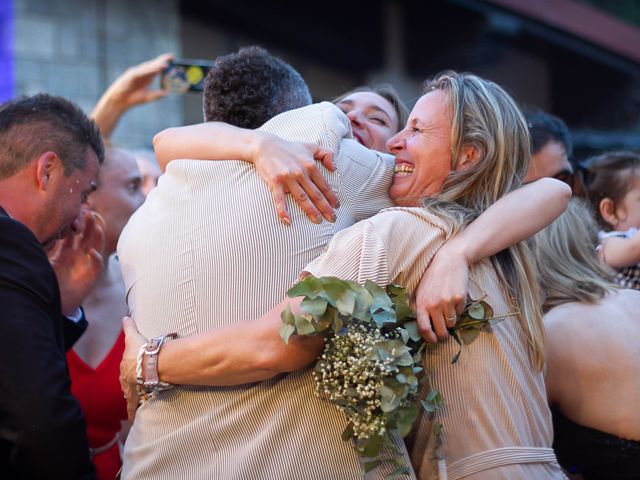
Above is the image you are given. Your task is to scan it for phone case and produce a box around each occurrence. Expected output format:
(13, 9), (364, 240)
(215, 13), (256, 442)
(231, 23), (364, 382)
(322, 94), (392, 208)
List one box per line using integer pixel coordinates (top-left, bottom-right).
(161, 60), (215, 93)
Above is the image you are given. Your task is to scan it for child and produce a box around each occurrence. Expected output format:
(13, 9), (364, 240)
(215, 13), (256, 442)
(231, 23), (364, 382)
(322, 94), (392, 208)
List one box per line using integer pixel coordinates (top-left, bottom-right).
(586, 151), (640, 290)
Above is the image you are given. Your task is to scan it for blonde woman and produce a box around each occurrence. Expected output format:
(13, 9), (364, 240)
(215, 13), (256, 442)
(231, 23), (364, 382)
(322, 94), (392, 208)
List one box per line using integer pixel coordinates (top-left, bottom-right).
(534, 199), (640, 479)
(312, 71), (566, 479)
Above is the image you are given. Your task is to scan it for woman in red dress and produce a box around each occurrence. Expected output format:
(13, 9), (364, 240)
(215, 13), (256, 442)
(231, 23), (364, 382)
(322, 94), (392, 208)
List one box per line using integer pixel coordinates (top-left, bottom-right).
(67, 146), (145, 479)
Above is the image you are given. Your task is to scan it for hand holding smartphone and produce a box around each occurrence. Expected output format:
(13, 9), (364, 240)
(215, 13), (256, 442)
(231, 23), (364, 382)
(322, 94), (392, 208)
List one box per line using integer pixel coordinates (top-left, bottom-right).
(160, 59), (215, 94)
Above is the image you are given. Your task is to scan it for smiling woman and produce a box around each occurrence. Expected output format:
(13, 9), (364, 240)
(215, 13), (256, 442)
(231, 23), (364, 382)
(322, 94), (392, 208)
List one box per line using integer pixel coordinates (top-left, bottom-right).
(387, 90), (454, 205)
(303, 71), (565, 479)
(333, 84), (409, 152)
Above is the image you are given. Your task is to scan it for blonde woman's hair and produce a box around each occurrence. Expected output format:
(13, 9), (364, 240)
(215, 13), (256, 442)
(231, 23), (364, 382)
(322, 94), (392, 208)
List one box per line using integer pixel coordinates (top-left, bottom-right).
(534, 198), (618, 311)
(422, 71), (545, 370)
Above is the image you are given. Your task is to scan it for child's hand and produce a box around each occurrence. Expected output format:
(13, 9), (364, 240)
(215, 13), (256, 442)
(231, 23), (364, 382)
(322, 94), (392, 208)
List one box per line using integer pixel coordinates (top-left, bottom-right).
(600, 230), (640, 269)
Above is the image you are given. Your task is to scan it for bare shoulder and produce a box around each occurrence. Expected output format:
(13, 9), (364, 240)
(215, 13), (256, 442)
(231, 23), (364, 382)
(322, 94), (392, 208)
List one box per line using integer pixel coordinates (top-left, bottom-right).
(613, 287), (640, 306)
(543, 301), (598, 341)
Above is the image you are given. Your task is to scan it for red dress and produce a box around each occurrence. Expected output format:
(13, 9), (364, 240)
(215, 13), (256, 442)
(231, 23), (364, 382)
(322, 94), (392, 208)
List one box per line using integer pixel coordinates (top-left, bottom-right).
(67, 330), (128, 480)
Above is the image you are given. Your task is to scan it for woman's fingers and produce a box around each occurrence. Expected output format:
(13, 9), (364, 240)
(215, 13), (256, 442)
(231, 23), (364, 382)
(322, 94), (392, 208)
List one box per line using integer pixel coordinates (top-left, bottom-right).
(272, 186), (291, 225)
(286, 182), (324, 224)
(431, 307), (450, 341)
(416, 308), (439, 344)
(312, 146), (336, 172)
(256, 141), (339, 225)
(307, 149), (339, 210)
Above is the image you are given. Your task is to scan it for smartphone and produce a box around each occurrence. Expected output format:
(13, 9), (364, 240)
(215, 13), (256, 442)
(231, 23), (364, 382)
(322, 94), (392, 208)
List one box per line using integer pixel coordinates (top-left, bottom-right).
(160, 59), (215, 94)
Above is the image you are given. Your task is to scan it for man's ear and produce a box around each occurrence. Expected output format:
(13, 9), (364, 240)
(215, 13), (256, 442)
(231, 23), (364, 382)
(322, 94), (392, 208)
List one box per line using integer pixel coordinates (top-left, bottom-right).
(34, 151), (60, 191)
(599, 197), (618, 228)
(456, 144), (480, 171)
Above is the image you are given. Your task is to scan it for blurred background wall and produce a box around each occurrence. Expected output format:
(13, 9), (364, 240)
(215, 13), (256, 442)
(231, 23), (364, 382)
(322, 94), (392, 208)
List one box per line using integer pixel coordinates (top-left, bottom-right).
(2, 0), (640, 162)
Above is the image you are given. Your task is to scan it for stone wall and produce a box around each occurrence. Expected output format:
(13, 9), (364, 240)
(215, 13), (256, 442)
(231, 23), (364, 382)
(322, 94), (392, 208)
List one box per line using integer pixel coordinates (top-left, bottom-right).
(13, 0), (182, 149)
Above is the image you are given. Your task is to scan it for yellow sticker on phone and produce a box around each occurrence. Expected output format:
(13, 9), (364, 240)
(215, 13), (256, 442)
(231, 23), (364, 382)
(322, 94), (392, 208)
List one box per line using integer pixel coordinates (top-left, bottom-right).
(186, 66), (205, 85)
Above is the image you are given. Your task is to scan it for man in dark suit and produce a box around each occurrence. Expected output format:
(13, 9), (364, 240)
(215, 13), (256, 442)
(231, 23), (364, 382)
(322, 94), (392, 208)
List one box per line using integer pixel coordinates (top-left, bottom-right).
(0, 93), (104, 479)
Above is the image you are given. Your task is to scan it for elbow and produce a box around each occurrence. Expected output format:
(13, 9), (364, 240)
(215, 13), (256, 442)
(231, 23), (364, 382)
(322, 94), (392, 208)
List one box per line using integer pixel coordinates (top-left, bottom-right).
(152, 128), (175, 172)
(550, 177), (572, 204)
(151, 128), (167, 152)
(540, 177), (572, 213)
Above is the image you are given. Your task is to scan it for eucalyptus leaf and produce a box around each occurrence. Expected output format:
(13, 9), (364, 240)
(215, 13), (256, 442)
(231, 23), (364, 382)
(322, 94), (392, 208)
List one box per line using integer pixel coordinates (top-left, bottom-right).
(399, 328), (409, 344)
(361, 434), (384, 458)
(363, 460), (381, 473)
(459, 327), (480, 345)
(481, 300), (494, 318)
(342, 422), (354, 441)
(295, 314), (316, 336)
(331, 315), (344, 332)
(386, 284), (405, 296)
(352, 286), (374, 320)
(380, 385), (401, 412)
(364, 279), (387, 297)
(388, 289), (413, 321)
(336, 288), (357, 315)
(426, 389), (439, 402)
(393, 403), (419, 436)
(394, 351), (414, 367)
(420, 399), (435, 413)
(387, 465), (411, 479)
(372, 307), (396, 327)
(301, 296), (328, 316)
(314, 307), (335, 332)
(467, 302), (485, 320)
(281, 305), (295, 325)
(280, 323), (296, 344)
(287, 275), (322, 299)
(404, 321), (422, 342)
(320, 278), (350, 308)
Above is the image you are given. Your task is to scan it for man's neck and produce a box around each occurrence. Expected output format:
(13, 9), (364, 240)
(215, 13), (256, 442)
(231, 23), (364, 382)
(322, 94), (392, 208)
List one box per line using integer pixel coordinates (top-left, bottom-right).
(0, 176), (41, 237)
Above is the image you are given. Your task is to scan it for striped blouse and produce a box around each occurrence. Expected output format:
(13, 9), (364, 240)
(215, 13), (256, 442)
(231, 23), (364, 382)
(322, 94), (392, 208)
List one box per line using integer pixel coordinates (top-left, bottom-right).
(117, 102), (412, 479)
(305, 207), (567, 480)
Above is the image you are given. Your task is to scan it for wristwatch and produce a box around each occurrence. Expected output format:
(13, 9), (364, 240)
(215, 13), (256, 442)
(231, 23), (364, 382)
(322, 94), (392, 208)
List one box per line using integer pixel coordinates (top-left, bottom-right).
(141, 332), (177, 397)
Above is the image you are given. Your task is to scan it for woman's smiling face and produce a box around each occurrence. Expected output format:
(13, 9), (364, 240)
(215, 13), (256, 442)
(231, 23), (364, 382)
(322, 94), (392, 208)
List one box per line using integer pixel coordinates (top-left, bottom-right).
(336, 91), (399, 153)
(386, 90), (453, 206)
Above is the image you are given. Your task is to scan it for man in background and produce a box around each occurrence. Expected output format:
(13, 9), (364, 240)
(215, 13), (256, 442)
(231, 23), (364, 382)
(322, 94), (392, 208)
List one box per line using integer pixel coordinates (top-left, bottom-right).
(0, 93), (104, 479)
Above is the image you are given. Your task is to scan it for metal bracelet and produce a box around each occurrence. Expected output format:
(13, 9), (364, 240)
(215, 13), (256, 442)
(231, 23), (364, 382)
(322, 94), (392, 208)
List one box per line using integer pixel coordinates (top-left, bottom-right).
(136, 342), (148, 399)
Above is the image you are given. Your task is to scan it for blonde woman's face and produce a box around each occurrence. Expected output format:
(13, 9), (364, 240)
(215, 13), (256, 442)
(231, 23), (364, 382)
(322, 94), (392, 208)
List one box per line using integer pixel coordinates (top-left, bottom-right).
(336, 91), (399, 152)
(386, 90), (453, 206)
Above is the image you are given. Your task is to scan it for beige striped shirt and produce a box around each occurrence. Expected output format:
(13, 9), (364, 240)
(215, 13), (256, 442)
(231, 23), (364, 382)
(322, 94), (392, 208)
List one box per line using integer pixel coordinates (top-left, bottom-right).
(117, 102), (406, 479)
(305, 207), (566, 480)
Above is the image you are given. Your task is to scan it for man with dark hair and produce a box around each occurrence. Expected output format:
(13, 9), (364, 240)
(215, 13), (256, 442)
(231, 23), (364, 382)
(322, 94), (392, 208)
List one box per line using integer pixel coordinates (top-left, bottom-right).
(522, 107), (574, 183)
(0, 93), (104, 479)
(202, 45), (312, 129)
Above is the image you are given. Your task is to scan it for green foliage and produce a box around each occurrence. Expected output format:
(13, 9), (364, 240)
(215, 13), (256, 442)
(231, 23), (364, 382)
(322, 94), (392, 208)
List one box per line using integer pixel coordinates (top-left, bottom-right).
(446, 298), (517, 365)
(281, 275), (506, 479)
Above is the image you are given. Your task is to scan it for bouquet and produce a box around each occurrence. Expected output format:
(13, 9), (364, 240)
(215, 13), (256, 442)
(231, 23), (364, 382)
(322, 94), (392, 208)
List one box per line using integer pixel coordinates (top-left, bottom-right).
(281, 275), (505, 478)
